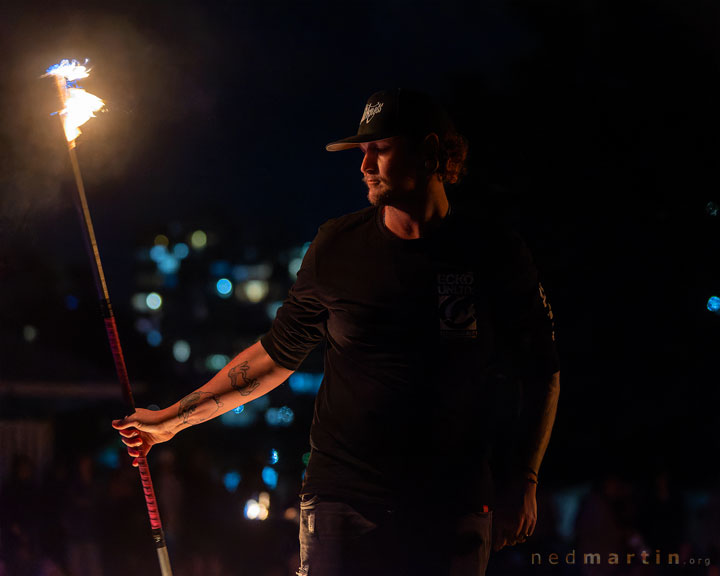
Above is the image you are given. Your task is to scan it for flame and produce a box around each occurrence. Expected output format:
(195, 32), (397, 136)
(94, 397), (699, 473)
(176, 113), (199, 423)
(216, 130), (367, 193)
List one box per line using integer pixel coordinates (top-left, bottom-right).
(44, 59), (104, 148)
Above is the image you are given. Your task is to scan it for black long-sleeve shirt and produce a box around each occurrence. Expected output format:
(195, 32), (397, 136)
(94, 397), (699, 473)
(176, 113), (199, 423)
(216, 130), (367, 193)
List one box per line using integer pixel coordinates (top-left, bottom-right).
(262, 205), (558, 511)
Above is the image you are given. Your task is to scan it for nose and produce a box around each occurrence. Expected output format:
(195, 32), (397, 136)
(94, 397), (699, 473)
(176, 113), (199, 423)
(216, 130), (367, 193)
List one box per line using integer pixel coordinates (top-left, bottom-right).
(361, 149), (378, 175)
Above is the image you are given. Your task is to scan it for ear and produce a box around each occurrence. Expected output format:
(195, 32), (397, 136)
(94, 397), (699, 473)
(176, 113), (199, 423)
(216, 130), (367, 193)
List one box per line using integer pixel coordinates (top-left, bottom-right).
(421, 133), (441, 175)
(422, 133), (440, 162)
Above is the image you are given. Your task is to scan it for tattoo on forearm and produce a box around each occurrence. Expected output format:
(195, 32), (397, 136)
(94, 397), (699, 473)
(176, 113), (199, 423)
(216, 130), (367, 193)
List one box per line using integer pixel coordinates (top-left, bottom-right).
(228, 361), (260, 396)
(178, 392), (223, 424)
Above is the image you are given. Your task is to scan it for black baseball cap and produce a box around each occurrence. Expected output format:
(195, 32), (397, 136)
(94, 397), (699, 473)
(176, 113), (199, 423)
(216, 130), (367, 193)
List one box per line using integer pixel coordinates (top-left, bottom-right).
(326, 88), (454, 152)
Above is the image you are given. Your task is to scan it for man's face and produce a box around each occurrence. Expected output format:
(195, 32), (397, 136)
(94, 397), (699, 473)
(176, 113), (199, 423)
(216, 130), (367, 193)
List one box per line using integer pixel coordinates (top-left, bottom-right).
(359, 137), (420, 207)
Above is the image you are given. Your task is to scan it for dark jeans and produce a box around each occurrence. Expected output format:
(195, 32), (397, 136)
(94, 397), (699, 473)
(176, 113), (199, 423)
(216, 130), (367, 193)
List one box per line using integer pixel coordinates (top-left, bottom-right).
(297, 494), (492, 576)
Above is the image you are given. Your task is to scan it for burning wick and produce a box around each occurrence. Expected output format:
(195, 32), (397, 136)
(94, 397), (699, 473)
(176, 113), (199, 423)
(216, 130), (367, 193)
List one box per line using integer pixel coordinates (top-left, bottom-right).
(44, 59), (104, 148)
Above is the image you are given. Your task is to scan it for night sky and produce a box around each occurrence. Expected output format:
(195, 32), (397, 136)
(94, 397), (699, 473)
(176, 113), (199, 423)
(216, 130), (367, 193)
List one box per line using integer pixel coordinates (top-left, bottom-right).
(2, 0), (720, 490)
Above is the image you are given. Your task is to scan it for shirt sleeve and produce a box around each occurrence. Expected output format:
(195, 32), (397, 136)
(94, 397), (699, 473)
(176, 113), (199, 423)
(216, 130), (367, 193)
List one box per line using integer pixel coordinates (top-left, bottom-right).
(261, 234), (327, 371)
(491, 230), (559, 381)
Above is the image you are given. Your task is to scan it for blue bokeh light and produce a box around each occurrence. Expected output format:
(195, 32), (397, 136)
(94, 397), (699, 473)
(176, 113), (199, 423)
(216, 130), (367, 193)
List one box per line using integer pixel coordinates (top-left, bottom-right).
(97, 446), (120, 470)
(150, 245), (167, 263)
(288, 372), (323, 395)
(206, 354), (230, 371)
(65, 294), (79, 311)
(220, 407), (256, 427)
(173, 243), (190, 259)
(216, 278), (233, 297)
(278, 406), (294, 424)
(234, 405), (245, 414)
(707, 296), (720, 313)
(210, 260), (231, 277)
(223, 470), (242, 493)
(232, 265), (250, 282)
(147, 330), (163, 347)
(266, 301), (283, 321)
(265, 406), (294, 427)
(157, 256), (180, 275)
(262, 466), (278, 490)
(269, 449), (279, 465)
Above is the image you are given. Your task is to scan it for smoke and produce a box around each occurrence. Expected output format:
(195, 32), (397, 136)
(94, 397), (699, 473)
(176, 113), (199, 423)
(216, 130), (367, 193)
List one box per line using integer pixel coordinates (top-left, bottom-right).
(0, 3), (221, 234)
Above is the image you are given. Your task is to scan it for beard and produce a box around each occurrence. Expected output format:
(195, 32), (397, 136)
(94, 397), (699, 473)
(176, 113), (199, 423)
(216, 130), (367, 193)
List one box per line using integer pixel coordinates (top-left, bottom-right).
(363, 175), (415, 207)
(366, 183), (391, 207)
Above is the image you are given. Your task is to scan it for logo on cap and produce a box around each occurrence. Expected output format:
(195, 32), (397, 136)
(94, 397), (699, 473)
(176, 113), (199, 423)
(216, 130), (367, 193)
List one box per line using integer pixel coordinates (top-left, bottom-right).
(360, 101), (384, 125)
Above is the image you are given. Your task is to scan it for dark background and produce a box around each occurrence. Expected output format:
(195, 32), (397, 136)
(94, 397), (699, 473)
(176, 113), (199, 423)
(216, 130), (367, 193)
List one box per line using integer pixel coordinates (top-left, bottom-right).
(1, 1), (719, 575)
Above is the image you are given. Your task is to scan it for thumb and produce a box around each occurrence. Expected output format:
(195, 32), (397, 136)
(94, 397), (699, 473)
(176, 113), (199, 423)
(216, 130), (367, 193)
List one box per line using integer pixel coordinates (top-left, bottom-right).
(112, 415), (136, 430)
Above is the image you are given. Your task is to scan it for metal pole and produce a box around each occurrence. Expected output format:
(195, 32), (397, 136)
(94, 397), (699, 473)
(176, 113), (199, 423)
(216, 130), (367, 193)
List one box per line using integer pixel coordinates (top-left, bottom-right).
(58, 79), (174, 575)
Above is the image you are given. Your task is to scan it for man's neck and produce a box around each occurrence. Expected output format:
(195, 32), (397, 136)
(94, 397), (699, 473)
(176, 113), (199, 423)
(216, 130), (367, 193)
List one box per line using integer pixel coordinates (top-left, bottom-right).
(382, 182), (450, 240)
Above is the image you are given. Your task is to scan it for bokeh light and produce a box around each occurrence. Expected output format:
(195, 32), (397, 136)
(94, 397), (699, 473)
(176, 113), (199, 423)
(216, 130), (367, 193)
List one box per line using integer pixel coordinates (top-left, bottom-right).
(206, 354), (230, 371)
(150, 245), (168, 263)
(157, 256), (180, 275)
(172, 340), (191, 363)
(244, 499), (260, 520)
(210, 260), (231, 277)
(223, 470), (242, 493)
(146, 292), (163, 310)
(262, 466), (278, 489)
(269, 449), (279, 465)
(265, 406), (294, 427)
(238, 280), (269, 303)
(23, 325), (38, 343)
(288, 257), (303, 278)
(173, 243), (190, 259)
(147, 330), (162, 347)
(289, 372), (323, 395)
(244, 495), (270, 521)
(134, 318), (153, 333)
(132, 293), (149, 312)
(707, 296), (720, 313)
(266, 301), (283, 321)
(96, 446), (120, 470)
(216, 278), (233, 298)
(65, 295), (79, 311)
(191, 230), (207, 249)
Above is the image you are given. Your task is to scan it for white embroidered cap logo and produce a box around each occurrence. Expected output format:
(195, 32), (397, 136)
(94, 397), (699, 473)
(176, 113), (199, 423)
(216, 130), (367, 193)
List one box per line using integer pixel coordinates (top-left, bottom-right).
(360, 101), (384, 124)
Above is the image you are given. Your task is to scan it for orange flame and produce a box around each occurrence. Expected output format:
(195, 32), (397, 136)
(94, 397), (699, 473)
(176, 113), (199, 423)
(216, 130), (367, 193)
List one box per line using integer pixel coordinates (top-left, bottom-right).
(44, 60), (105, 148)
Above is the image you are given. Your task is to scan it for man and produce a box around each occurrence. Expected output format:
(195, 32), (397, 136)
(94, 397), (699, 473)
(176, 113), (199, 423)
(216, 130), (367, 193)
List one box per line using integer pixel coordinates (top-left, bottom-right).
(113, 88), (560, 576)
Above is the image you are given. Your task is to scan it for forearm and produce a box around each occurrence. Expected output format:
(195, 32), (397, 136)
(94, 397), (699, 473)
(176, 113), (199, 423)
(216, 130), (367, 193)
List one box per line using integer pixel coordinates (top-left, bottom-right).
(159, 341), (293, 434)
(521, 370), (560, 479)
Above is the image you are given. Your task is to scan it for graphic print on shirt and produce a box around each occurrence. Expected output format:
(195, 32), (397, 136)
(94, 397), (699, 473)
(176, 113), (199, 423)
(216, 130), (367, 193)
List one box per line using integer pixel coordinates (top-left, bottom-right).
(437, 272), (478, 339)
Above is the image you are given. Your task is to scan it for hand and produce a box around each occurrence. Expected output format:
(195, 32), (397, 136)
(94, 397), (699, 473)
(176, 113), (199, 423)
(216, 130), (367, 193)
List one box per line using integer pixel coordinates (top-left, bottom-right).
(492, 480), (537, 551)
(112, 408), (175, 467)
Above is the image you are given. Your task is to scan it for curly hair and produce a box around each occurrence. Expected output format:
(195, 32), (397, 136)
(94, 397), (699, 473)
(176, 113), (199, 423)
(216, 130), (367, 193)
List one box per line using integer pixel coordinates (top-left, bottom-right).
(436, 130), (469, 185)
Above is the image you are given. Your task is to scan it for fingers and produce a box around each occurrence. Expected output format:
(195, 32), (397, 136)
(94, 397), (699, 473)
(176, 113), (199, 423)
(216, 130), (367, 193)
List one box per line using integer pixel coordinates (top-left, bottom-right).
(127, 444), (151, 467)
(120, 434), (143, 448)
(514, 515), (531, 541)
(495, 516), (534, 549)
(526, 516), (537, 538)
(113, 413), (153, 469)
